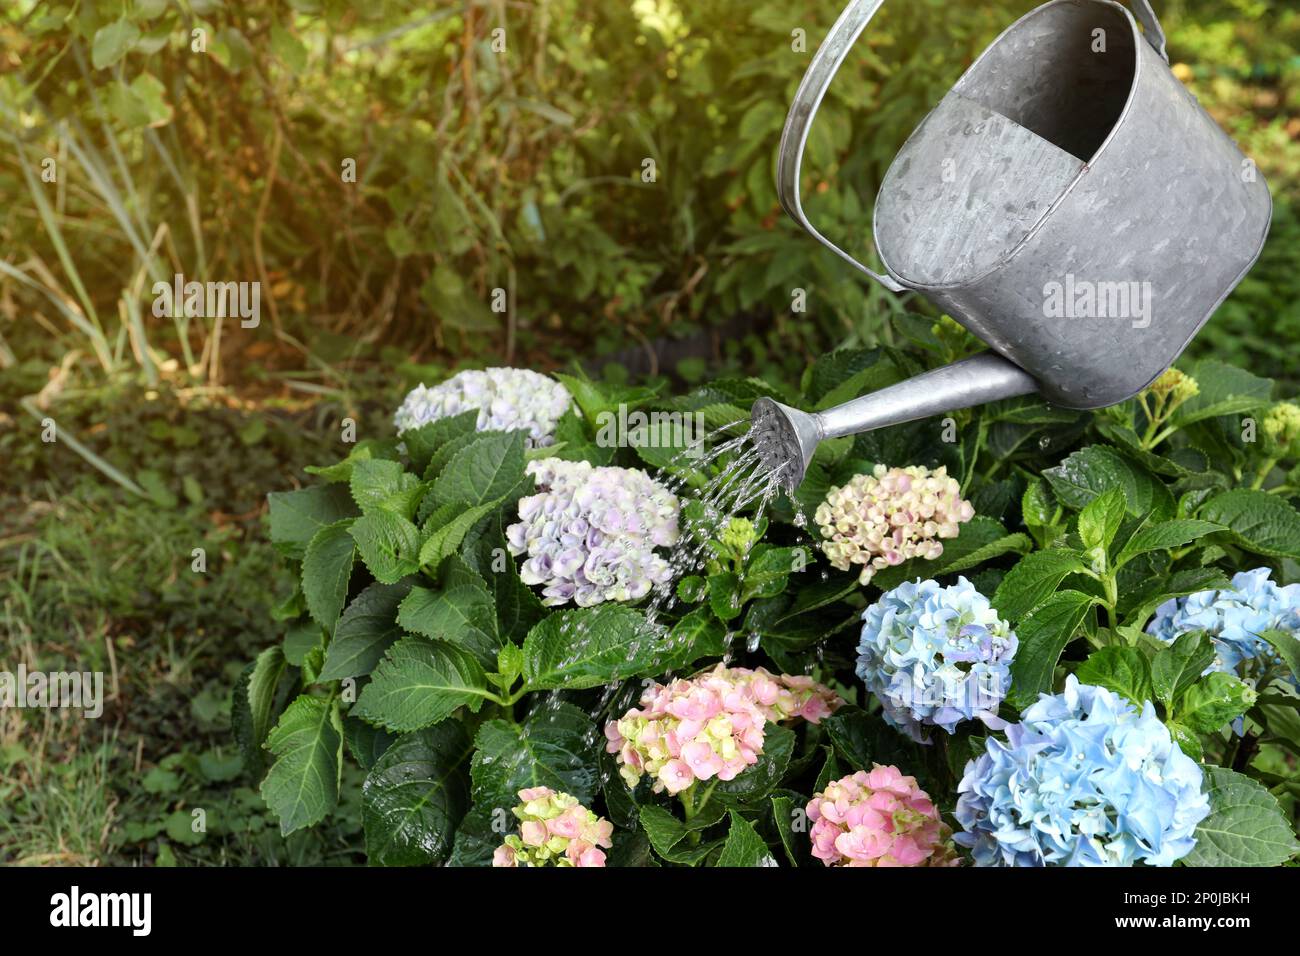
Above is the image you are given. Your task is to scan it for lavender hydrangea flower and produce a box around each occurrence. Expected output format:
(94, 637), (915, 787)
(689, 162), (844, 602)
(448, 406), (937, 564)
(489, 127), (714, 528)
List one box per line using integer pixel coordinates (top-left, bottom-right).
(393, 367), (572, 447)
(1147, 568), (1300, 685)
(505, 458), (679, 607)
(955, 677), (1210, 867)
(856, 577), (1018, 742)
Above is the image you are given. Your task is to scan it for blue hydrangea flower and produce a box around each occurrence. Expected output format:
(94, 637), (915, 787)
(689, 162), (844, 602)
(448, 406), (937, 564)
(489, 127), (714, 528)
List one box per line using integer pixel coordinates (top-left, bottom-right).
(856, 577), (1018, 742)
(955, 677), (1210, 867)
(1147, 568), (1300, 685)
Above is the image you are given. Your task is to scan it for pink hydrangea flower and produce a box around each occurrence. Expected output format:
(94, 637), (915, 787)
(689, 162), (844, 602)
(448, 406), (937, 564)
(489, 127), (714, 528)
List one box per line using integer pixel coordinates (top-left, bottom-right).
(605, 664), (843, 794)
(815, 464), (975, 585)
(493, 788), (614, 868)
(807, 766), (960, 867)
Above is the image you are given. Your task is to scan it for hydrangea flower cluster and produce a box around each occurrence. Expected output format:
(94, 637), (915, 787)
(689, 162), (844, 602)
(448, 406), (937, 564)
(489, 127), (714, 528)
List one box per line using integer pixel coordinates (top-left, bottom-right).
(1147, 568), (1300, 685)
(491, 787), (614, 868)
(393, 367), (572, 447)
(605, 664), (843, 795)
(955, 677), (1210, 867)
(506, 458), (680, 607)
(815, 464), (975, 584)
(1259, 402), (1300, 460)
(807, 766), (960, 867)
(857, 577), (1017, 742)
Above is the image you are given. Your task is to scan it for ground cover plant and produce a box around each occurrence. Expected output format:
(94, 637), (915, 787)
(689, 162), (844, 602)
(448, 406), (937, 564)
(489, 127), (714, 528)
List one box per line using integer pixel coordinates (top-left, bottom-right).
(244, 343), (1300, 866)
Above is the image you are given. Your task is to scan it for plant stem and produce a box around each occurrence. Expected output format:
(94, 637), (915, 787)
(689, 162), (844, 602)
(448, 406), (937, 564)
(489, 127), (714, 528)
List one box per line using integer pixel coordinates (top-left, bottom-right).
(1251, 458), (1278, 490)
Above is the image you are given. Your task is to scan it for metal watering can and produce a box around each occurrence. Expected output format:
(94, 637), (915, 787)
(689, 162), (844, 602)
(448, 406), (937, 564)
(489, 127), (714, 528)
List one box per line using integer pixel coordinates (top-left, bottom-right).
(751, 0), (1272, 488)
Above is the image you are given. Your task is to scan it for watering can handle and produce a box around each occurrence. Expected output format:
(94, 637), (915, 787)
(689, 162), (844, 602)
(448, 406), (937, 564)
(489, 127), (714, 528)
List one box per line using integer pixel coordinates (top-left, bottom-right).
(777, 0), (1169, 292)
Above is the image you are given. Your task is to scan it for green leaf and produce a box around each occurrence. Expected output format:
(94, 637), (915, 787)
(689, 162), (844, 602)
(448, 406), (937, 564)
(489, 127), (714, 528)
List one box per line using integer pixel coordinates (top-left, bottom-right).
(716, 811), (776, 867)
(1173, 359), (1273, 427)
(92, 19), (140, 70)
(1151, 631), (1214, 709)
(344, 718), (395, 771)
(992, 548), (1087, 622)
(708, 572), (743, 621)
(353, 637), (490, 732)
(822, 707), (875, 770)
(638, 804), (724, 865)
(1199, 489), (1300, 560)
(350, 511), (423, 584)
(1166, 720), (1203, 760)
(470, 702), (598, 811)
(400, 409), (480, 476)
(349, 458), (422, 519)
(741, 546), (797, 602)
(267, 484), (357, 558)
(318, 580), (413, 681)
(260, 696), (342, 836)
(1258, 629), (1300, 682)
(713, 724), (795, 806)
(1183, 767), (1299, 867)
(653, 606), (730, 672)
(361, 722), (472, 866)
(232, 647), (286, 773)
(1078, 487), (1127, 553)
(522, 605), (673, 691)
(301, 519), (356, 632)
(460, 513), (546, 642)
(283, 620), (323, 666)
(1044, 446), (1174, 520)
(1007, 590), (1097, 709)
(398, 584), (500, 669)
(418, 502), (495, 571)
(1116, 519), (1225, 565)
(1073, 647), (1153, 707)
(431, 431), (527, 511)
(1178, 673), (1257, 733)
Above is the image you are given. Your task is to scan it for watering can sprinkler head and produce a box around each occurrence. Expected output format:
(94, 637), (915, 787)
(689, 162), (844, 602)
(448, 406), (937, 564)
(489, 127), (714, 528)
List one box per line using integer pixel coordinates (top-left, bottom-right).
(750, 353), (1041, 490)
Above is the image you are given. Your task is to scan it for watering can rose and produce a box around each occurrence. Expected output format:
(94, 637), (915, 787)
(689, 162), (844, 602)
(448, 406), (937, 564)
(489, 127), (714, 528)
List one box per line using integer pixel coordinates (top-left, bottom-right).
(815, 464), (974, 585)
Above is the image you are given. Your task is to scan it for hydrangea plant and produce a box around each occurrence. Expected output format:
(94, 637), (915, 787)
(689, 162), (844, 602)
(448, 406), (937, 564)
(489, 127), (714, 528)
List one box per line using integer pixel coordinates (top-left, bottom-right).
(243, 350), (1300, 868)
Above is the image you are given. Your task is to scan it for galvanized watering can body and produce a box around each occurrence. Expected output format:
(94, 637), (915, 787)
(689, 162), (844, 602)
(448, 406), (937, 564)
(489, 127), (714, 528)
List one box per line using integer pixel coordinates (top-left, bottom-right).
(752, 0), (1272, 486)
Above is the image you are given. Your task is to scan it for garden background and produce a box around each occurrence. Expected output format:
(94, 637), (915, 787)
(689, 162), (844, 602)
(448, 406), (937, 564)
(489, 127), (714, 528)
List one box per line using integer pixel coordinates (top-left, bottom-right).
(0, 0), (1297, 865)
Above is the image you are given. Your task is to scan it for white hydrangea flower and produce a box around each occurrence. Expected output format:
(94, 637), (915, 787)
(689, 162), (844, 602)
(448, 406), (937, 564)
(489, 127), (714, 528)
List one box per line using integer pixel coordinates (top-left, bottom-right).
(505, 458), (680, 607)
(394, 367), (572, 447)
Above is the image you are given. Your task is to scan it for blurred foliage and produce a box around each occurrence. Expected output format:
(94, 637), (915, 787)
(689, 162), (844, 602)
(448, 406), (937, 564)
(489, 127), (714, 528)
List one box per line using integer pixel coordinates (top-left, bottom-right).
(1, 0), (1296, 391)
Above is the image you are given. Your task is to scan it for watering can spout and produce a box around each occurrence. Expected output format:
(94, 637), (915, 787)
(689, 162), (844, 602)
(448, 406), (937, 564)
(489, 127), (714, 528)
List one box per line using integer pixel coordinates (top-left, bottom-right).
(750, 353), (1039, 490)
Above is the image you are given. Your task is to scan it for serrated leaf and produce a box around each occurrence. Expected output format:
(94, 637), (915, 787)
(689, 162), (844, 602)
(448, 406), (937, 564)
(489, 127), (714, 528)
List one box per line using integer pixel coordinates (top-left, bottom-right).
(716, 811), (775, 866)
(1199, 489), (1300, 560)
(1183, 766), (1299, 867)
(652, 606), (730, 672)
(418, 502), (494, 571)
(400, 409), (480, 475)
(232, 647), (286, 773)
(992, 548), (1086, 622)
(350, 511), (423, 584)
(301, 519), (356, 632)
(1078, 487), (1127, 553)
(1258, 629), (1300, 682)
(521, 605), (673, 691)
(1073, 647), (1153, 707)
(353, 637), (490, 732)
(1178, 672), (1257, 733)
(1007, 590), (1096, 709)
(470, 702), (597, 811)
(1044, 446), (1174, 520)
(267, 484), (357, 558)
(319, 580), (414, 681)
(260, 696), (342, 836)
(344, 718), (395, 771)
(431, 430), (527, 511)
(1116, 519), (1225, 565)
(708, 572), (743, 621)
(713, 723), (795, 806)
(770, 794), (801, 866)
(398, 584), (500, 669)
(362, 722), (472, 866)
(1151, 631), (1214, 708)
(741, 546), (796, 602)
(638, 804), (724, 865)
